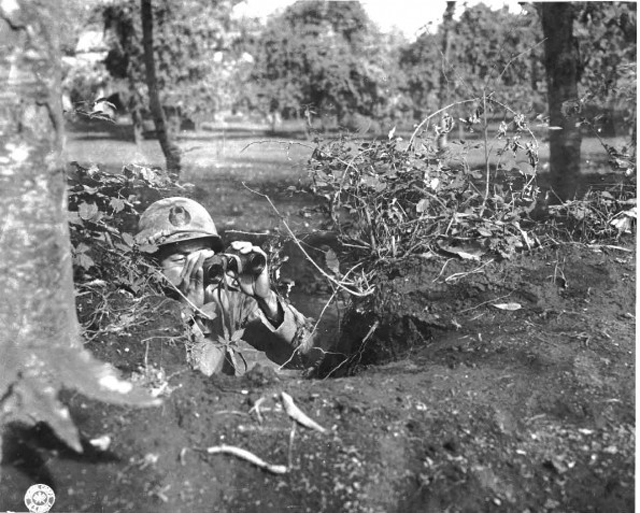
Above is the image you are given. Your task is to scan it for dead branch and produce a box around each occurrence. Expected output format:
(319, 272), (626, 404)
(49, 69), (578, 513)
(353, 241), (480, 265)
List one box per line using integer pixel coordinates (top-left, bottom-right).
(243, 183), (375, 297)
(206, 444), (288, 474)
(280, 391), (327, 434)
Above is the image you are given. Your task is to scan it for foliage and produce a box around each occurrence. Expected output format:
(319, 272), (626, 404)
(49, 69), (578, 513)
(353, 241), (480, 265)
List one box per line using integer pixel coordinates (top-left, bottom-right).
(0, 0), (165, 456)
(67, 162), (188, 293)
(399, 4), (544, 119)
(66, 162), (194, 348)
(304, 92), (635, 283)
(246, 0), (394, 127)
(547, 189), (636, 242)
(305, 98), (542, 276)
(574, 2), (637, 140)
(98, 0), (243, 126)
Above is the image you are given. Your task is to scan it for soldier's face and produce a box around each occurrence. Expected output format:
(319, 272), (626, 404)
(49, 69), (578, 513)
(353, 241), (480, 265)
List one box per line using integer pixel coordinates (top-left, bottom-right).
(158, 239), (215, 286)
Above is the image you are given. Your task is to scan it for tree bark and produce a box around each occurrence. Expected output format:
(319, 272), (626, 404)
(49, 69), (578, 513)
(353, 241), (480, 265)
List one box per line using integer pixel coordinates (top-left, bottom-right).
(438, 1), (456, 148)
(140, 0), (181, 173)
(539, 3), (583, 201)
(0, 0), (158, 454)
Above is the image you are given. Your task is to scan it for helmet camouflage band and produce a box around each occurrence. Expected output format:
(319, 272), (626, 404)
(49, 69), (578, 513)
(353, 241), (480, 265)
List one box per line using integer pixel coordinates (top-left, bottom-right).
(136, 197), (223, 250)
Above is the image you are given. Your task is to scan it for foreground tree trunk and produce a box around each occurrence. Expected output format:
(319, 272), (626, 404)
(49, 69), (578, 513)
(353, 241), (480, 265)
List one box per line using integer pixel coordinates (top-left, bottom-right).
(539, 3), (583, 201)
(140, 0), (182, 173)
(0, 0), (158, 456)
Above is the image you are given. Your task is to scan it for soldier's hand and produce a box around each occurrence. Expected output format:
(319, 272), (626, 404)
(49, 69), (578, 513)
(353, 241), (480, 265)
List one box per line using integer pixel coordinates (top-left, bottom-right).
(226, 241), (271, 300)
(162, 249), (214, 308)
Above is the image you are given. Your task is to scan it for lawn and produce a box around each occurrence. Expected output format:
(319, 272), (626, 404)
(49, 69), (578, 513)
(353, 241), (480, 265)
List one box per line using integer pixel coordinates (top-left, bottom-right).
(65, 118), (629, 233)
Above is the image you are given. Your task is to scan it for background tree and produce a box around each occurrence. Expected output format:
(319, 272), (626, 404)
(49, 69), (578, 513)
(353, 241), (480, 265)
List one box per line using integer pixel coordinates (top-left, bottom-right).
(100, 0), (242, 137)
(0, 0), (158, 458)
(398, 31), (440, 120)
(247, 0), (389, 130)
(140, 0), (181, 172)
(398, 3), (544, 123)
(538, 2), (583, 201)
(575, 2), (636, 140)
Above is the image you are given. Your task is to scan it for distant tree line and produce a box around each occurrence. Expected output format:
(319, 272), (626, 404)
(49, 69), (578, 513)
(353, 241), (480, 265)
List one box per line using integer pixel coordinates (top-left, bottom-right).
(63, 0), (635, 197)
(71, 1), (634, 134)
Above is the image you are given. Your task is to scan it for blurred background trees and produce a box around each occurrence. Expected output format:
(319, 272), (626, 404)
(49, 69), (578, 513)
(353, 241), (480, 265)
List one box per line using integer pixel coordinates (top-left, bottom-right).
(62, 0), (636, 196)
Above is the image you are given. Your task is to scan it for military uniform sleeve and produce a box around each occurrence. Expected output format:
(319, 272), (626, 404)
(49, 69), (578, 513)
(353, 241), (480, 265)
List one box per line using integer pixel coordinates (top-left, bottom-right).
(252, 294), (315, 355)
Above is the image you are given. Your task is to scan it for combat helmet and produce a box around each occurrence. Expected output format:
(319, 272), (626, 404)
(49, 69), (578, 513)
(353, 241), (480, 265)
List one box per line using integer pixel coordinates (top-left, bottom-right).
(136, 197), (223, 251)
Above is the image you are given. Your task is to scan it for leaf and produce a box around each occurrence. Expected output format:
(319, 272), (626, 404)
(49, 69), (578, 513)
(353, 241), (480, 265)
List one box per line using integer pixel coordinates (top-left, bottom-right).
(199, 302), (219, 321)
(360, 174), (386, 192)
(113, 243), (131, 254)
(325, 248), (340, 275)
(67, 211), (83, 226)
(121, 232), (135, 246)
(110, 197), (126, 213)
(438, 241), (485, 261)
(75, 253), (95, 270)
(416, 198), (429, 213)
(230, 328), (245, 342)
(75, 242), (90, 254)
(491, 302), (522, 311)
(78, 201), (99, 221)
(137, 242), (159, 254)
(228, 347), (248, 376)
(190, 340), (226, 377)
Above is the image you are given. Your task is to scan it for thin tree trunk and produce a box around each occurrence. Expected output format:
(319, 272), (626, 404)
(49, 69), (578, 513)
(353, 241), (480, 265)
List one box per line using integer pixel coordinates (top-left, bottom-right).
(128, 81), (144, 147)
(539, 3), (583, 201)
(438, 1), (456, 149)
(140, 0), (181, 173)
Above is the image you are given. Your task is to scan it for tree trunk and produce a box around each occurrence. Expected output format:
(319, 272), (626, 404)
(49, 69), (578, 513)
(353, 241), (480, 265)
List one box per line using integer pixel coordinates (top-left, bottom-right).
(128, 81), (144, 147)
(438, 1), (456, 149)
(539, 3), (583, 201)
(0, 0), (157, 454)
(140, 0), (181, 173)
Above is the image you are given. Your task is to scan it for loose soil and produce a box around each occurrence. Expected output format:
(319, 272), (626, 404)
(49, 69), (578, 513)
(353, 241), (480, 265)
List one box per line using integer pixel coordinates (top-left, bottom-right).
(1, 242), (634, 513)
(0, 125), (635, 513)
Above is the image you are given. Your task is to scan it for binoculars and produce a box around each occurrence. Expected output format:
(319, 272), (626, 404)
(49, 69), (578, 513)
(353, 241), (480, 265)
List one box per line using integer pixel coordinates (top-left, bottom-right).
(202, 250), (266, 282)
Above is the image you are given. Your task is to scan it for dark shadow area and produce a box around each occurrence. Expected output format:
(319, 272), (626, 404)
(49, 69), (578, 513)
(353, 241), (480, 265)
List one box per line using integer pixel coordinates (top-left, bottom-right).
(0, 421), (121, 499)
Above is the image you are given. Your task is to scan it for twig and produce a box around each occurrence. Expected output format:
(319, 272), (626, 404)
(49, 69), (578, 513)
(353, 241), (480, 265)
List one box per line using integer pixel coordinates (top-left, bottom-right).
(206, 444), (288, 475)
(459, 292), (514, 313)
(444, 259), (495, 283)
(432, 258), (456, 282)
(587, 244), (633, 253)
(288, 421), (297, 468)
(240, 139), (315, 153)
(323, 319), (380, 380)
(277, 283), (343, 371)
(495, 39), (546, 85)
(408, 99), (477, 150)
(249, 396), (266, 423)
(243, 183), (374, 297)
(280, 391), (327, 434)
(225, 229), (272, 237)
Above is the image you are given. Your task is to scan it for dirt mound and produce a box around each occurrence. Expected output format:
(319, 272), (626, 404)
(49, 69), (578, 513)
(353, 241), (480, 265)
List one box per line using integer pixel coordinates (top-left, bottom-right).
(1, 243), (634, 512)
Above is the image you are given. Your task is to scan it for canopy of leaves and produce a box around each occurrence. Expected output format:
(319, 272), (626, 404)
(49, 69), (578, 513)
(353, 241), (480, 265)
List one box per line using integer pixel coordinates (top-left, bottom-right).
(399, 3), (544, 119)
(99, 0), (243, 122)
(246, 0), (390, 124)
(574, 2), (637, 137)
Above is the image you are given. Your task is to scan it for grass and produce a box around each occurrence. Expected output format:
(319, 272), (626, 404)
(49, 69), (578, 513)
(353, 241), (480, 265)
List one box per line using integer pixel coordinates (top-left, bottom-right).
(65, 118), (630, 232)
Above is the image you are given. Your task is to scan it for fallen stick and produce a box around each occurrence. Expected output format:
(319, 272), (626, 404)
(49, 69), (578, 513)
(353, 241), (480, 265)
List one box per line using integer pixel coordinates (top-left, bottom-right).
(280, 391), (327, 434)
(206, 444), (288, 475)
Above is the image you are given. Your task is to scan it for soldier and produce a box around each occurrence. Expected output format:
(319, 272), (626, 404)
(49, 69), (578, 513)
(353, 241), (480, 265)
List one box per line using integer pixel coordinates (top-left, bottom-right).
(136, 197), (318, 376)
